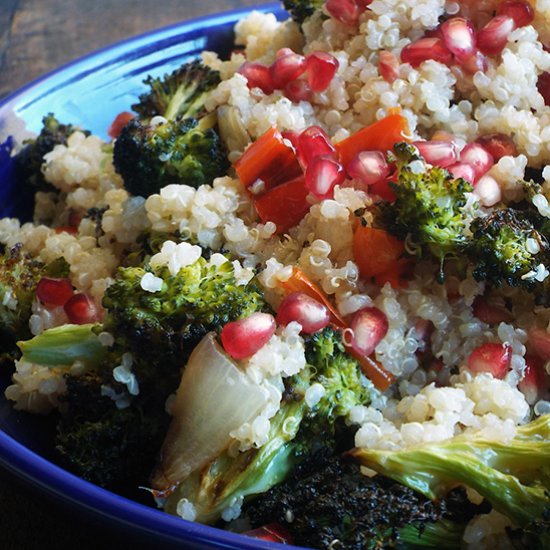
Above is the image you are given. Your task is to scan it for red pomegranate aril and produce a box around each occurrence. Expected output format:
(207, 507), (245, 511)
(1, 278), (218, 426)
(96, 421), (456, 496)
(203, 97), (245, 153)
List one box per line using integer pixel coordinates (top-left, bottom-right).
(413, 140), (458, 168)
(459, 142), (494, 179)
(326, 0), (360, 25)
(468, 342), (512, 379)
(221, 312), (276, 360)
(347, 150), (391, 187)
(378, 50), (400, 83)
(519, 355), (548, 405)
(64, 293), (101, 325)
(349, 307), (389, 357)
(276, 292), (330, 334)
(473, 174), (502, 207)
(472, 296), (512, 325)
(238, 62), (275, 94)
(528, 327), (550, 361)
(269, 52), (307, 89)
(36, 277), (74, 306)
(284, 79), (312, 103)
(108, 111), (135, 139)
(281, 130), (300, 151)
(537, 72), (550, 107)
(459, 49), (489, 74)
(440, 17), (476, 60)
(401, 37), (452, 68)
(496, 0), (534, 28)
(305, 155), (345, 199)
(447, 162), (476, 184)
(476, 133), (518, 160)
(244, 524), (293, 544)
(276, 47), (295, 59)
(296, 125), (336, 168)
(477, 15), (515, 56)
(305, 51), (339, 93)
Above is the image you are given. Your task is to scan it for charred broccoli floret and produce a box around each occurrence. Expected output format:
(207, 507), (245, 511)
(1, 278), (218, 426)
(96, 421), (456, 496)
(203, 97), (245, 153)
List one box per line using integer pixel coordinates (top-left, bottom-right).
(353, 413), (550, 528)
(377, 142), (473, 265)
(113, 115), (228, 197)
(282, 0), (325, 25)
(158, 327), (375, 524)
(0, 244), (69, 349)
(247, 454), (479, 550)
(14, 113), (87, 192)
(469, 208), (549, 288)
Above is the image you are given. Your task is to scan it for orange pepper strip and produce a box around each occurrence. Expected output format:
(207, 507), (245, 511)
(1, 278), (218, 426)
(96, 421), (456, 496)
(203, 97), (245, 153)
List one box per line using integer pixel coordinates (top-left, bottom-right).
(335, 114), (411, 168)
(279, 268), (394, 391)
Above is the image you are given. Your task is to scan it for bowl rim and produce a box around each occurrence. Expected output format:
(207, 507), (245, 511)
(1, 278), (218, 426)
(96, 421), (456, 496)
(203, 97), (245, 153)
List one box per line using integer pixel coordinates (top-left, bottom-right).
(0, 3), (307, 548)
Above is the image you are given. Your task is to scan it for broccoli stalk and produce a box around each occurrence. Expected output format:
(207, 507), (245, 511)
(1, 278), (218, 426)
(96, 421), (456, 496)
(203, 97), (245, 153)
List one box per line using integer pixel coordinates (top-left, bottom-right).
(157, 328), (375, 524)
(113, 60), (228, 197)
(352, 413), (550, 526)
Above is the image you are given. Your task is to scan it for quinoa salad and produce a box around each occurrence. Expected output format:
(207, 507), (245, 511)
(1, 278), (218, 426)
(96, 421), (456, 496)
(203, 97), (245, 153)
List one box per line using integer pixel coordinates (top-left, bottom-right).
(2, 1), (550, 548)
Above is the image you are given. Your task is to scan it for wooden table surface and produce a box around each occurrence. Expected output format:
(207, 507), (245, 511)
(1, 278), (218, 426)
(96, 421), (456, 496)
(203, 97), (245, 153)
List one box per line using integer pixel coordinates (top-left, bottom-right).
(0, 1), (268, 548)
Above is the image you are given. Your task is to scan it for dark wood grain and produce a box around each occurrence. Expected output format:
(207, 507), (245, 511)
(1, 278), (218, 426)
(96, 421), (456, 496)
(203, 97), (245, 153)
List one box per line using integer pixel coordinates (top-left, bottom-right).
(0, 2), (271, 547)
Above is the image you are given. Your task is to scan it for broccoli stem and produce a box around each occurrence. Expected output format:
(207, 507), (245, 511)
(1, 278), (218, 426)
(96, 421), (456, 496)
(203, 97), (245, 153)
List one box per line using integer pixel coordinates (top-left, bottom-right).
(17, 323), (106, 367)
(397, 519), (466, 549)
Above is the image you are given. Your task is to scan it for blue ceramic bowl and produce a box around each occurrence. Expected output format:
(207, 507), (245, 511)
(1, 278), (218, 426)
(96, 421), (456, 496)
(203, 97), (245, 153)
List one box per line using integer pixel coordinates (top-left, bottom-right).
(0, 4), (307, 548)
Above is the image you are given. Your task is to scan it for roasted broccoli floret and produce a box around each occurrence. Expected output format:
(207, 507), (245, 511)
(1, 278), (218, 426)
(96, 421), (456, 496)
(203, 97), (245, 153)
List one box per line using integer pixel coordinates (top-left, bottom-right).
(131, 59), (221, 121)
(14, 113), (87, 193)
(0, 244), (69, 349)
(102, 254), (266, 371)
(377, 142), (473, 265)
(158, 327), (375, 524)
(247, 454), (479, 550)
(113, 60), (228, 197)
(352, 413), (550, 527)
(469, 208), (549, 288)
(282, 0), (325, 25)
(113, 115), (228, 197)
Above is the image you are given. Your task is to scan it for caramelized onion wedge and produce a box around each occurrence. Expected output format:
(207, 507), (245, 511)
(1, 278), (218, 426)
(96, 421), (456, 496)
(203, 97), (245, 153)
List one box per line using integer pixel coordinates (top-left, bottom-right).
(151, 333), (268, 490)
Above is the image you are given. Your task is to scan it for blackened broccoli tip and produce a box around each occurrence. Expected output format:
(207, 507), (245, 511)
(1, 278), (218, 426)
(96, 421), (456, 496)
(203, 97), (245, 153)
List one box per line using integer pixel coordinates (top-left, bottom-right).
(131, 59), (221, 121)
(14, 113), (88, 193)
(113, 115), (229, 198)
(101, 255), (266, 370)
(469, 208), (549, 288)
(378, 142), (473, 262)
(0, 245), (69, 346)
(282, 0), (325, 25)
(352, 413), (550, 528)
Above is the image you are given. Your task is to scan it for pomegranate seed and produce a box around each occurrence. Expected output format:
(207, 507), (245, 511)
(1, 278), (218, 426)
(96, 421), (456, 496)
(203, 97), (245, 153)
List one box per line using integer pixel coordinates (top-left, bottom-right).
(447, 162), (476, 184)
(459, 49), (489, 74)
(468, 342), (512, 379)
(36, 277), (74, 306)
(459, 142), (494, 179)
(238, 62), (275, 94)
(276, 292), (330, 334)
(519, 355), (548, 405)
(473, 174), (502, 207)
(281, 130), (300, 151)
(296, 125), (336, 168)
(108, 111), (135, 139)
(305, 155), (345, 199)
(528, 327), (550, 361)
(477, 15), (515, 56)
(355, 0), (373, 7)
(276, 47), (294, 59)
(400, 37), (453, 68)
(413, 140), (458, 168)
(378, 50), (400, 83)
(349, 307), (389, 357)
(440, 17), (476, 61)
(269, 52), (307, 89)
(475, 133), (518, 160)
(537, 72), (550, 107)
(221, 312), (276, 359)
(64, 293), (101, 325)
(347, 150), (391, 187)
(244, 524), (293, 544)
(284, 79), (312, 103)
(326, 0), (360, 25)
(496, 0), (534, 28)
(305, 52), (339, 93)
(472, 296), (512, 325)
